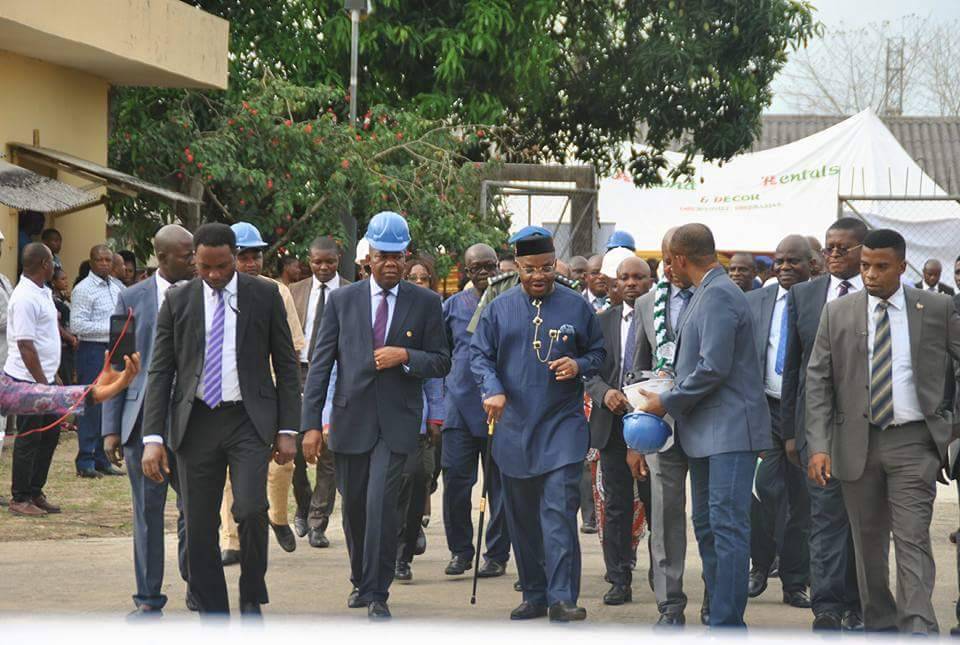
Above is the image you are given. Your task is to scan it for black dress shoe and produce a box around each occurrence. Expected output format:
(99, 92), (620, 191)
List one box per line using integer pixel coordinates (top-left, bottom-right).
(768, 555), (780, 578)
(272, 523), (297, 553)
(950, 624), (960, 637)
(347, 588), (365, 609)
(842, 609), (864, 631)
(96, 464), (125, 477)
(240, 601), (262, 617)
(782, 589), (812, 608)
(812, 612), (843, 631)
(294, 515), (309, 538)
(127, 605), (162, 619)
(580, 522), (598, 534)
(221, 549), (241, 566)
(510, 601), (548, 620)
(747, 567), (768, 598)
(477, 560), (506, 578)
(655, 611), (685, 627)
(513, 580), (523, 592)
(76, 468), (103, 479)
(700, 589), (710, 626)
(185, 591), (199, 612)
(414, 527), (427, 556)
(445, 554), (472, 575)
(308, 527), (330, 548)
(549, 601), (587, 622)
(603, 584), (632, 605)
(395, 560), (412, 582)
(368, 600), (391, 619)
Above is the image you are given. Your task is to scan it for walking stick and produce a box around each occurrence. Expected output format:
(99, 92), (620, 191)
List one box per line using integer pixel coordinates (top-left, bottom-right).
(470, 418), (496, 605)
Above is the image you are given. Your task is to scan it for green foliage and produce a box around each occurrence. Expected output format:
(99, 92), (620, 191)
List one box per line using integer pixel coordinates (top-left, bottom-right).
(108, 80), (506, 270)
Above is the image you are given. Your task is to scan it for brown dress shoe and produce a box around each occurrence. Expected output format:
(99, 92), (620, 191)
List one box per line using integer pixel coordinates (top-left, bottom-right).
(8, 500), (47, 516)
(32, 495), (61, 514)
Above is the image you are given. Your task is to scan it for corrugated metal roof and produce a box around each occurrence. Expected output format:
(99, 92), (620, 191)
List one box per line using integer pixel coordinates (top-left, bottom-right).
(756, 115), (960, 194)
(0, 160), (100, 213)
(9, 144), (202, 206)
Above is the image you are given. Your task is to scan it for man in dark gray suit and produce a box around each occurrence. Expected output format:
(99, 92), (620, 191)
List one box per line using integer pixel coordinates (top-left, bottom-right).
(744, 235), (813, 609)
(102, 225), (195, 616)
(585, 255), (652, 607)
(806, 229), (960, 634)
(781, 217), (866, 631)
(639, 223), (771, 627)
(301, 211), (450, 619)
(634, 227), (700, 626)
(141, 223), (301, 616)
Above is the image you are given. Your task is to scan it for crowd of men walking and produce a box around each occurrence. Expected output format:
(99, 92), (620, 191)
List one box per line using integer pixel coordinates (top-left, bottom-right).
(2, 210), (959, 634)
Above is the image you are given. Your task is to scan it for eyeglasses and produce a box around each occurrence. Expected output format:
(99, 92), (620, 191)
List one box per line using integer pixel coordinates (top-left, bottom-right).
(517, 263), (556, 277)
(822, 244), (862, 258)
(466, 261), (497, 274)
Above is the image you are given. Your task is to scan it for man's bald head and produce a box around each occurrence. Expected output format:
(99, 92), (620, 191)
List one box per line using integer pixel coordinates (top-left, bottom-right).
(155, 224), (196, 282)
(728, 252), (757, 292)
(923, 258), (944, 288)
(585, 254), (607, 297)
(568, 255), (588, 287)
(661, 227), (679, 256)
(464, 243), (497, 265)
(21, 242), (53, 280)
(775, 235), (813, 290)
(618, 255), (650, 278)
(670, 224), (716, 265)
(617, 255), (653, 306)
(555, 259), (571, 278)
(776, 235), (812, 259)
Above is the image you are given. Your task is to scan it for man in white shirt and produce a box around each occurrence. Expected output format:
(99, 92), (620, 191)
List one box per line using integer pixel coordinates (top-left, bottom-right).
(914, 258), (955, 295)
(745, 235), (814, 608)
(289, 236), (348, 548)
(6, 243), (61, 517)
(70, 244), (124, 478)
(806, 229), (960, 634)
(584, 254), (609, 313)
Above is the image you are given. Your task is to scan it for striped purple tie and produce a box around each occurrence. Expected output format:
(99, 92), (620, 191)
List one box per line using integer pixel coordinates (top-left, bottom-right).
(202, 289), (225, 408)
(373, 290), (389, 349)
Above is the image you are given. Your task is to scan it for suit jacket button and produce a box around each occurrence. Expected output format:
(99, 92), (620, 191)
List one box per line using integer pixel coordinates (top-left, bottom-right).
(862, 413), (868, 418)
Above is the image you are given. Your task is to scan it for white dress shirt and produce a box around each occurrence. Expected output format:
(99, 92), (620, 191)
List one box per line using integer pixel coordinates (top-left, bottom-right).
(866, 287), (923, 425)
(155, 274), (178, 312)
(619, 302), (634, 384)
(585, 290), (606, 312)
(300, 273), (341, 362)
(764, 286), (788, 399)
(196, 273), (240, 403)
(826, 273), (863, 303)
(370, 277), (399, 333)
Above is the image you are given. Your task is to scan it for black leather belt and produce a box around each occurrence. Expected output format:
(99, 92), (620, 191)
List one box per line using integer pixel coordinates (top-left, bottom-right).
(195, 399), (243, 409)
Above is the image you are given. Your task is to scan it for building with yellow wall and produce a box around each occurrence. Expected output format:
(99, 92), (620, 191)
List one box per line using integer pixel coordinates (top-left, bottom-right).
(0, 0), (228, 281)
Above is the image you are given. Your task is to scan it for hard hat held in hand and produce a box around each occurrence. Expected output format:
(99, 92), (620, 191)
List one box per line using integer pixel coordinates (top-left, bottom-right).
(364, 211), (411, 252)
(622, 411), (672, 454)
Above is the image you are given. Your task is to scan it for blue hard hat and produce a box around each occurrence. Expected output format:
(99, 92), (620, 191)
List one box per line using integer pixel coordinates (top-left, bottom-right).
(622, 411), (672, 454)
(231, 222), (268, 250)
(606, 230), (636, 251)
(364, 211), (411, 252)
(508, 225), (552, 244)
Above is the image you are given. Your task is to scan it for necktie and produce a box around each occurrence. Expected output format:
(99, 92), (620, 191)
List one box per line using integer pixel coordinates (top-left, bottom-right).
(621, 310), (637, 386)
(202, 289), (225, 408)
(676, 288), (693, 328)
(838, 280), (852, 297)
(307, 283), (327, 361)
(869, 301), (894, 430)
(774, 300), (788, 375)
(373, 290), (389, 349)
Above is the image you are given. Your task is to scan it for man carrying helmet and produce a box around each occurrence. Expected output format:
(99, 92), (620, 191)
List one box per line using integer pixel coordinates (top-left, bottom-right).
(300, 211), (450, 619)
(217, 222), (307, 563)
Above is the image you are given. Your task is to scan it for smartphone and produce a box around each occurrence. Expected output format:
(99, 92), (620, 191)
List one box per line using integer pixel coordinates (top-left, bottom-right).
(109, 313), (137, 370)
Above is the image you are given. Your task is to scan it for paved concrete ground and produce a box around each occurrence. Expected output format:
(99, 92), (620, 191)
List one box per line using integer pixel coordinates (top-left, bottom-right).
(2, 490), (960, 631)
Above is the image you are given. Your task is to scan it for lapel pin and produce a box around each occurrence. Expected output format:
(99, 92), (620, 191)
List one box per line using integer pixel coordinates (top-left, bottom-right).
(916, 302), (924, 310)
(406, 330), (413, 337)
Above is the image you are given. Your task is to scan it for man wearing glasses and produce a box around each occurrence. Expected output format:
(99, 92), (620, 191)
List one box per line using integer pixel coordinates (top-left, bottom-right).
(439, 243), (512, 579)
(780, 217), (867, 631)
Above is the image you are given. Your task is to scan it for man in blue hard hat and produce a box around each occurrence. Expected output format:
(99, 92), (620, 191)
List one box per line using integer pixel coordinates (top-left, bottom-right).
(471, 226), (605, 622)
(606, 230), (636, 252)
(217, 223), (307, 563)
(301, 211), (450, 619)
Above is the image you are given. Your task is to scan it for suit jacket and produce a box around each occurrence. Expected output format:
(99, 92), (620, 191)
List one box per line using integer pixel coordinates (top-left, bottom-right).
(300, 279), (451, 456)
(746, 283), (779, 374)
(660, 268), (772, 458)
(915, 280), (955, 296)
(102, 275), (170, 444)
(780, 274), (831, 452)
(141, 273), (302, 451)
(586, 304), (625, 450)
(805, 287), (960, 481)
(290, 274), (351, 358)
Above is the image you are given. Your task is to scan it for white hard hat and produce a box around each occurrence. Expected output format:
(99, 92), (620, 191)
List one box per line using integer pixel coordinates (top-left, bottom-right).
(355, 237), (370, 264)
(601, 247), (635, 280)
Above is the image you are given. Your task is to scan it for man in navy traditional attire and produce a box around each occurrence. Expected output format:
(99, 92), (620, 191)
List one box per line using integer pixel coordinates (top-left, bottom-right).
(441, 243), (512, 577)
(471, 228), (605, 622)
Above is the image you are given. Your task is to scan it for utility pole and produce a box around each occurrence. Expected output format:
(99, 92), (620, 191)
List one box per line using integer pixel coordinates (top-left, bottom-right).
(883, 37), (905, 116)
(342, 1), (370, 270)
